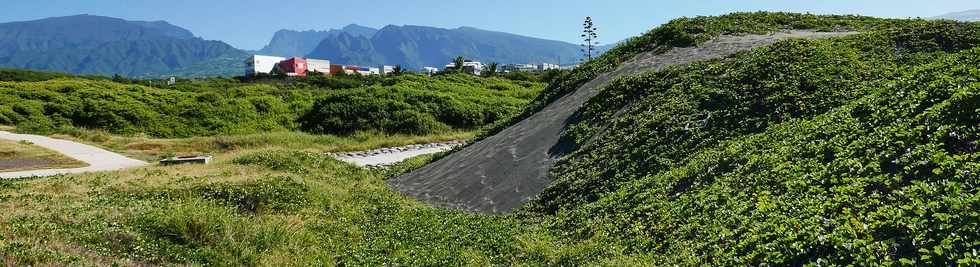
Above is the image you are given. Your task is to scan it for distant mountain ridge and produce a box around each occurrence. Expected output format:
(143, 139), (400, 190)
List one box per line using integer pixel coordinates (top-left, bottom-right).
(1, 14), (610, 77)
(0, 14), (245, 77)
(306, 24), (585, 69)
(933, 9), (980, 21)
(258, 24), (378, 57)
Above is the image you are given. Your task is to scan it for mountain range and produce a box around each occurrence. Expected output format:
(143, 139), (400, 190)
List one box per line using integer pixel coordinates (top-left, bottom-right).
(0, 15), (246, 78)
(258, 24), (378, 57)
(0, 15), (594, 77)
(934, 9), (980, 21)
(304, 25), (587, 69)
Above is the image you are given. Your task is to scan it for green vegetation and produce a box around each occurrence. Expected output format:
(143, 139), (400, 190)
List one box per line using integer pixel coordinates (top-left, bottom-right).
(299, 74), (541, 135)
(0, 143), (626, 265)
(527, 16), (980, 265)
(0, 72), (542, 137)
(484, 12), (904, 139)
(1, 12), (979, 266)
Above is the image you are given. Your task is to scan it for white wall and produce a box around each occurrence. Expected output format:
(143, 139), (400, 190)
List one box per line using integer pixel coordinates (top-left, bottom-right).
(246, 55), (286, 76)
(307, 59), (331, 73)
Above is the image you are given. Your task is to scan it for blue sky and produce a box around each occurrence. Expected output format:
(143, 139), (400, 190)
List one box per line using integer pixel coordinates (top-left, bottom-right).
(2, 0), (977, 50)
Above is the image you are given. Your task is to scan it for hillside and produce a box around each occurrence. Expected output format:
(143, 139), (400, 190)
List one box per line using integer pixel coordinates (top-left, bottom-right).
(395, 12), (980, 265)
(934, 9), (980, 21)
(0, 15), (246, 78)
(307, 25), (584, 69)
(391, 30), (856, 213)
(258, 24), (379, 57)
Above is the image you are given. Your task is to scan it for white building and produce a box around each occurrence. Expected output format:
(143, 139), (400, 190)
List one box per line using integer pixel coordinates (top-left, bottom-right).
(307, 59), (331, 74)
(446, 60), (484, 76)
(502, 64), (537, 73)
(245, 55), (286, 76)
(381, 65), (396, 75)
(423, 67), (439, 76)
(538, 63), (560, 71)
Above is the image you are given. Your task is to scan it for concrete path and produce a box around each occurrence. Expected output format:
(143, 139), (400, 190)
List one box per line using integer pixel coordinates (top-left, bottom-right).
(0, 131), (147, 179)
(330, 141), (464, 167)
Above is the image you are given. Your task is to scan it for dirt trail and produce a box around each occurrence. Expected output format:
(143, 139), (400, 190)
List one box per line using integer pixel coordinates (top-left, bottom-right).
(0, 131), (147, 179)
(389, 31), (858, 214)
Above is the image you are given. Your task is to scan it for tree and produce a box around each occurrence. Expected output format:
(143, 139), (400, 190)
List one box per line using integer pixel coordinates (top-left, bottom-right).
(270, 63), (288, 78)
(308, 70), (326, 77)
(483, 62), (499, 77)
(392, 65), (404, 76)
(452, 56), (466, 73)
(581, 16), (600, 61)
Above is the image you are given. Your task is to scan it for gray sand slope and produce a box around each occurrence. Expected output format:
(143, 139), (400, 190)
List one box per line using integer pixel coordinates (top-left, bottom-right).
(0, 131), (147, 179)
(390, 31), (857, 214)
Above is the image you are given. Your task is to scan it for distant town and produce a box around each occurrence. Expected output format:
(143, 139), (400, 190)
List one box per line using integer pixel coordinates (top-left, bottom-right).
(245, 54), (570, 77)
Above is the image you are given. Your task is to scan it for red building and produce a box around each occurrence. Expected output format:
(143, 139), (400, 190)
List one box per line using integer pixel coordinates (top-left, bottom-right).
(278, 57), (307, 76)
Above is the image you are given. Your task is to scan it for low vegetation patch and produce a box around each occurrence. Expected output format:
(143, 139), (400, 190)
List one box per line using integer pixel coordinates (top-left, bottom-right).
(0, 73), (542, 137)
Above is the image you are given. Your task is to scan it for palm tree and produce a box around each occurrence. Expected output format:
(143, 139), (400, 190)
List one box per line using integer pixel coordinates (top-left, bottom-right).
(452, 56), (466, 73)
(484, 62), (498, 77)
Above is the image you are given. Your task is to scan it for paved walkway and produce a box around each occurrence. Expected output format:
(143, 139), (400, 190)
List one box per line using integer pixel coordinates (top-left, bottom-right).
(0, 131), (147, 179)
(330, 141), (464, 167)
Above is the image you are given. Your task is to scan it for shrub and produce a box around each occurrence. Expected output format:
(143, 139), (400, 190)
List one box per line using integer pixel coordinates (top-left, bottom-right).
(0, 73), (541, 137)
(298, 74), (540, 135)
(194, 177), (309, 213)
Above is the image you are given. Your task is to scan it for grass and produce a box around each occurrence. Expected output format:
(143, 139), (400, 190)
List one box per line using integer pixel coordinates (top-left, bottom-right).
(44, 127), (475, 162)
(0, 73), (543, 138)
(0, 134), (631, 265)
(0, 139), (87, 172)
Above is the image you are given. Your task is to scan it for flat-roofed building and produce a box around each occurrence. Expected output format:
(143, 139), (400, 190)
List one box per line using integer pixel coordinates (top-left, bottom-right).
(538, 63), (560, 71)
(245, 55), (286, 76)
(502, 63), (537, 73)
(279, 57), (308, 76)
(446, 60), (484, 75)
(306, 59), (331, 74)
(423, 67), (439, 76)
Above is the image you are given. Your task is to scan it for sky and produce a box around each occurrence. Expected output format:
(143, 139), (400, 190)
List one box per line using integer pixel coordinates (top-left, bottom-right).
(2, 0), (978, 50)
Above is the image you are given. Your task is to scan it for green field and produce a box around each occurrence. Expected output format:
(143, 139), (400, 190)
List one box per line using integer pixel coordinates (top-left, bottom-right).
(0, 70), (543, 138)
(0, 12), (978, 266)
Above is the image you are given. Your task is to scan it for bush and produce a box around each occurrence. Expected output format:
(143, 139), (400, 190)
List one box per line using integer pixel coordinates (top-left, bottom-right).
(0, 73), (542, 137)
(298, 74), (540, 135)
(194, 177), (309, 213)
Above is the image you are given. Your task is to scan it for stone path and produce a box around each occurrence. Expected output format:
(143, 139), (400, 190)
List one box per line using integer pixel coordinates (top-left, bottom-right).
(0, 131), (147, 179)
(329, 141), (465, 167)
